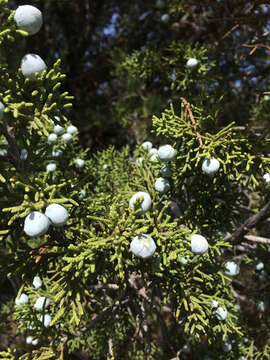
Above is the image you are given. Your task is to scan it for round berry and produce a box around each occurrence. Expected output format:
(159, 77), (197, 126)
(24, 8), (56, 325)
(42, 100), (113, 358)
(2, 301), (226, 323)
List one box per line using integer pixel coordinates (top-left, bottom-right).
(47, 133), (57, 143)
(158, 145), (176, 162)
(161, 14), (170, 23)
(46, 163), (56, 172)
(130, 234), (156, 259)
(39, 313), (51, 328)
(141, 141), (152, 151)
(34, 296), (50, 310)
(154, 177), (170, 193)
(129, 191), (152, 214)
(216, 306), (227, 321)
(61, 133), (73, 143)
(224, 261), (240, 276)
(21, 54), (47, 79)
(54, 125), (65, 135)
(160, 164), (172, 177)
(24, 211), (50, 237)
(190, 234), (209, 254)
(186, 58), (198, 69)
(14, 5), (42, 35)
(66, 125), (78, 134)
(15, 293), (29, 307)
(20, 148), (28, 160)
(149, 148), (159, 162)
(52, 149), (63, 157)
(33, 276), (42, 290)
(75, 158), (85, 168)
(202, 158), (220, 175)
(45, 203), (69, 226)
(263, 173), (270, 183)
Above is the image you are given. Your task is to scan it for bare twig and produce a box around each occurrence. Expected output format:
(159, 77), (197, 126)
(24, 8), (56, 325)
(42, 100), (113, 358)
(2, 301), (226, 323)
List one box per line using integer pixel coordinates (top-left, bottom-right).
(220, 24), (239, 41)
(180, 97), (203, 162)
(227, 200), (270, 245)
(244, 234), (270, 244)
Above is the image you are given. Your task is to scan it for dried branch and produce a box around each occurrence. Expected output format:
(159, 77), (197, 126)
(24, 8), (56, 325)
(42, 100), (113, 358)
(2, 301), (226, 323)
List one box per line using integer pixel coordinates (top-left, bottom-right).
(180, 97), (203, 162)
(244, 234), (270, 244)
(227, 200), (270, 245)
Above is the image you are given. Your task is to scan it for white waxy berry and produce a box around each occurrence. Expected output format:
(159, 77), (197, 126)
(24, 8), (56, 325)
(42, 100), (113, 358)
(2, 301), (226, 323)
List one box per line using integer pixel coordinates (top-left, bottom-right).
(216, 307), (227, 320)
(224, 261), (240, 276)
(46, 163), (56, 172)
(256, 262), (264, 271)
(158, 145), (176, 162)
(160, 164), (172, 177)
(33, 276), (42, 290)
(129, 191), (152, 214)
(15, 293), (29, 307)
(45, 203), (69, 226)
(34, 296), (50, 310)
(54, 125), (65, 135)
(21, 54), (47, 80)
(31, 338), (38, 345)
(154, 177), (170, 193)
(26, 336), (33, 344)
(222, 341), (232, 353)
(130, 234), (156, 259)
(103, 164), (108, 170)
(179, 257), (188, 265)
(186, 58), (198, 69)
(20, 148), (28, 160)
(52, 149), (63, 157)
(141, 141), (153, 151)
(47, 133), (57, 143)
(149, 148), (158, 162)
(14, 5), (42, 35)
(202, 158), (220, 175)
(190, 234), (209, 254)
(161, 14), (170, 22)
(39, 313), (51, 328)
(61, 133), (73, 143)
(0, 101), (4, 120)
(66, 125), (78, 134)
(263, 173), (270, 183)
(0, 149), (8, 156)
(24, 211), (50, 237)
(75, 158), (85, 168)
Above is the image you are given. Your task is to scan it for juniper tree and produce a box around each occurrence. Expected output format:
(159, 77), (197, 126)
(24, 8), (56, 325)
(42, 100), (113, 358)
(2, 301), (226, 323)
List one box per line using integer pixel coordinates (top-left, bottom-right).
(1, 1), (270, 360)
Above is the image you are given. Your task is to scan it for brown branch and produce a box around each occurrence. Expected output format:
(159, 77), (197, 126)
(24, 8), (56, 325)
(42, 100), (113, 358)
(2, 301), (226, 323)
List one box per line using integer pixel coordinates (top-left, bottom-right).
(244, 234), (270, 244)
(242, 43), (270, 55)
(227, 200), (270, 245)
(220, 24), (239, 41)
(180, 97), (203, 162)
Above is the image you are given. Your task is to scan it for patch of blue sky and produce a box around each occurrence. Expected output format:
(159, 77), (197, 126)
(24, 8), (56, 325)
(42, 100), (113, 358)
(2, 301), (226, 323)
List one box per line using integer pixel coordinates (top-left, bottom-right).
(139, 11), (149, 21)
(103, 12), (120, 36)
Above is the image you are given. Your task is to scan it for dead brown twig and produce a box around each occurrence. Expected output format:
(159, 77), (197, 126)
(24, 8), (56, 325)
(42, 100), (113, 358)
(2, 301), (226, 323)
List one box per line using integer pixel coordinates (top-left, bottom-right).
(220, 24), (239, 41)
(242, 43), (270, 55)
(180, 97), (203, 161)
